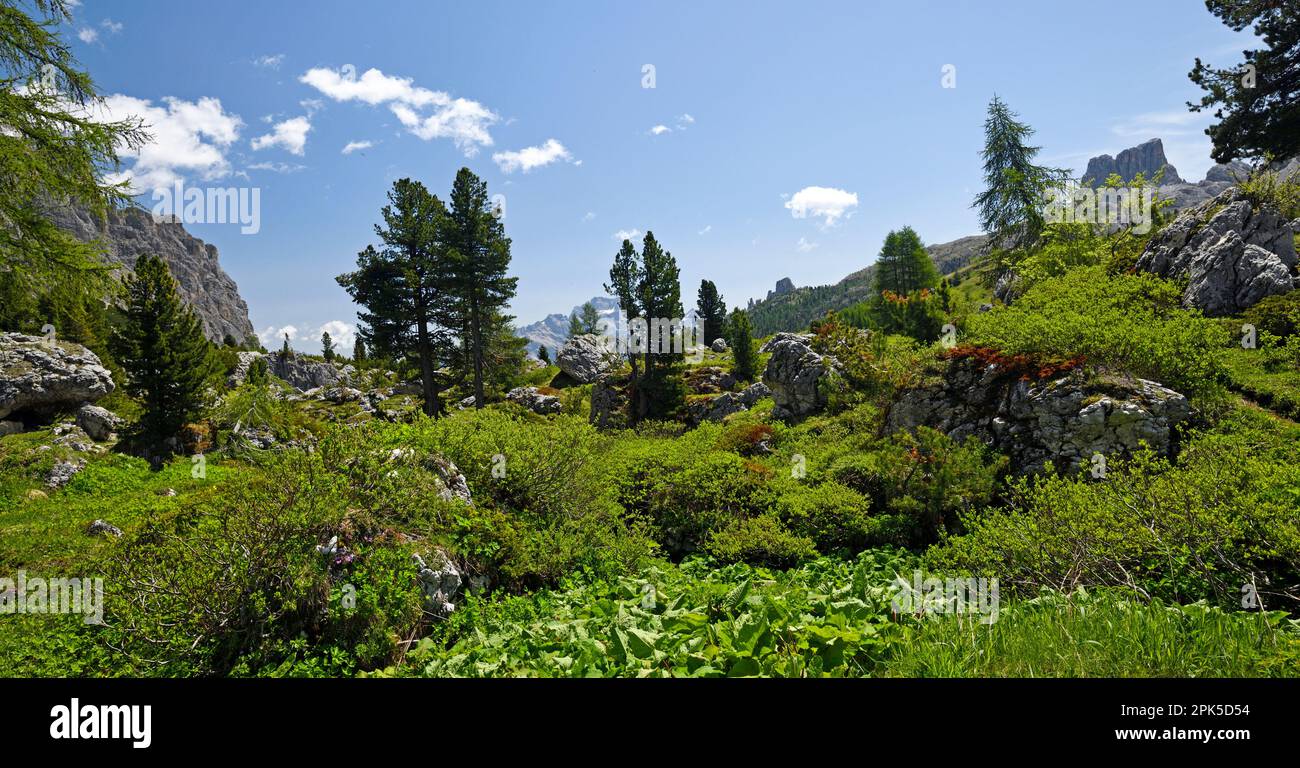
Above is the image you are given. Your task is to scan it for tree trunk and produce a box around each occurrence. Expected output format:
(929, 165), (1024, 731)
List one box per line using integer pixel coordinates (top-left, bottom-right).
(416, 312), (438, 417)
(471, 297), (485, 408)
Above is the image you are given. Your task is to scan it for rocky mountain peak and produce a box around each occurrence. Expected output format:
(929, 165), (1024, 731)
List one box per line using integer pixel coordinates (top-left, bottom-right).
(47, 205), (255, 344)
(1083, 138), (1183, 186)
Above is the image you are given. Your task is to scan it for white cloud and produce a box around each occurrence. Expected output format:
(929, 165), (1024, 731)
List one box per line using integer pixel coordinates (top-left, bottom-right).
(299, 98), (324, 116)
(301, 66), (498, 155)
(316, 320), (356, 353)
(582, 211), (596, 222)
(784, 186), (858, 226)
(677, 113), (695, 126)
(248, 161), (304, 174)
(613, 229), (642, 241)
(648, 124), (671, 136)
(77, 27), (97, 43)
(258, 325), (299, 348)
(341, 140), (373, 155)
(95, 94), (244, 193)
(254, 54), (285, 69)
(100, 19), (123, 34)
(698, 225), (712, 235)
(252, 116), (311, 155)
(492, 138), (572, 173)
(257, 321), (355, 354)
(796, 237), (818, 252)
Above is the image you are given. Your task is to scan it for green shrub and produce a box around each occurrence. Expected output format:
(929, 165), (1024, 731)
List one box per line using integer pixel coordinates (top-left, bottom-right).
(1245, 292), (1300, 339)
(773, 481), (874, 553)
(706, 515), (817, 568)
(966, 267), (1228, 398)
(926, 433), (1300, 611)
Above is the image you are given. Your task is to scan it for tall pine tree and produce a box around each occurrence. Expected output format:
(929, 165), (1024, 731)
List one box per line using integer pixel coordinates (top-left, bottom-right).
(696, 279), (727, 344)
(112, 255), (215, 445)
(337, 179), (459, 416)
(727, 308), (757, 382)
(973, 97), (1068, 257)
(446, 168), (519, 408)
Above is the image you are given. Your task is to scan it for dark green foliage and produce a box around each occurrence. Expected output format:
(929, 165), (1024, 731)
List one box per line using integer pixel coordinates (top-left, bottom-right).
(1244, 291), (1300, 339)
(321, 331), (335, 361)
(352, 336), (366, 363)
(928, 429), (1300, 611)
(0, 0), (147, 329)
(696, 279), (727, 344)
(873, 226), (940, 296)
(111, 254), (215, 444)
(727, 308), (757, 381)
(538, 345), (550, 364)
(973, 96), (1069, 282)
(447, 168), (520, 407)
(1189, 0), (1299, 163)
(337, 179), (458, 416)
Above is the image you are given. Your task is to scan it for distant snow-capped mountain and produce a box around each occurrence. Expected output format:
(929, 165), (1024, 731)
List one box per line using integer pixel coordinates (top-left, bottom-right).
(516, 296), (619, 358)
(516, 296), (702, 358)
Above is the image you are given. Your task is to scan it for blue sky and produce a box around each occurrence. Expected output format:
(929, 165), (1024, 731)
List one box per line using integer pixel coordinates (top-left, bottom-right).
(63, 0), (1254, 352)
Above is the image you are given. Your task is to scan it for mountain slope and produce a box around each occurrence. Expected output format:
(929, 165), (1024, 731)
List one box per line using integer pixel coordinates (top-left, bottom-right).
(48, 205), (256, 344)
(746, 235), (987, 337)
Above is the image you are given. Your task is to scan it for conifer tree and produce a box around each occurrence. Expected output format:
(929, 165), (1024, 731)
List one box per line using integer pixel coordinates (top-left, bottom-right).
(352, 337), (366, 363)
(112, 255), (215, 444)
(538, 345), (550, 364)
(728, 308), (757, 381)
(696, 279), (728, 344)
(446, 168), (519, 408)
(0, 0), (147, 330)
(321, 331), (335, 361)
(337, 179), (459, 416)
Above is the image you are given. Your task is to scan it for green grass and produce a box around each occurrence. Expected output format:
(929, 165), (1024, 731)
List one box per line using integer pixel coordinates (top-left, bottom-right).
(1223, 346), (1300, 420)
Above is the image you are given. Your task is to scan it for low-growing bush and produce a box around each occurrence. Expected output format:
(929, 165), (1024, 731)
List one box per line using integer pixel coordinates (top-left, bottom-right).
(966, 267), (1228, 398)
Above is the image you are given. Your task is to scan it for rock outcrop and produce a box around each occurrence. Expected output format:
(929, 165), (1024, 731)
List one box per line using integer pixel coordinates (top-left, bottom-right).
(765, 277), (796, 301)
(47, 205), (255, 344)
(1083, 138), (1183, 186)
(265, 351), (343, 391)
(0, 334), (115, 420)
(589, 376), (629, 429)
(886, 355), (1192, 475)
(557, 334), (619, 383)
(687, 382), (772, 424)
(1136, 188), (1296, 315)
(414, 549), (462, 617)
(760, 333), (839, 421)
(506, 386), (562, 415)
(76, 404), (122, 441)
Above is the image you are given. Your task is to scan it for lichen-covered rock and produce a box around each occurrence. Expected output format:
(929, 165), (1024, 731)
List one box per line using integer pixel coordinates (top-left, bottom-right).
(46, 459), (86, 489)
(76, 404), (122, 441)
(760, 333), (839, 421)
(265, 351), (342, 391)
(710, 338), (728, 353)
(506, 386), (562, 415)
(557, 334), (619, 383)
(1137, 188), (1297, 315)
(886, 355), (1192, 475)
(0, 334), (115, 420)
(688, 392), (746, 424)
(685, 366), (737, 394)
(414, 549), (462, 617)
(86, 519), (123, 538)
